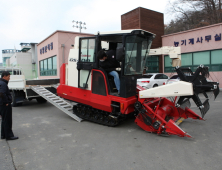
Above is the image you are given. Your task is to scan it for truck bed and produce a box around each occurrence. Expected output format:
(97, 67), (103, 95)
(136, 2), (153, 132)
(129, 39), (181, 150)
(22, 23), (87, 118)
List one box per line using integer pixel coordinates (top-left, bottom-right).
(26, 79), (60, 85)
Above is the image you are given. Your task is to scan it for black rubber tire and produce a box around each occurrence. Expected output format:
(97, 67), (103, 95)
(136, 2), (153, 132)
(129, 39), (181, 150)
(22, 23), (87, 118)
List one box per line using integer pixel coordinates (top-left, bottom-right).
(11, 91), (17, 107)
(36, 97), (47, 103)
(153, 84), (158, 88)
(17, 103), (23, 106)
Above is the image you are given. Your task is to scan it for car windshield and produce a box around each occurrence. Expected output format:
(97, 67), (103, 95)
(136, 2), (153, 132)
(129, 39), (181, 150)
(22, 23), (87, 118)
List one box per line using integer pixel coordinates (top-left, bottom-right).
(142, 75), (153, 78)
(170, 75), (179, 79)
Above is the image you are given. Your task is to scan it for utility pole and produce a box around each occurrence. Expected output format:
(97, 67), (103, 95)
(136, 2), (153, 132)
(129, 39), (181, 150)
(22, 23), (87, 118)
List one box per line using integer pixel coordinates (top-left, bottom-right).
(72, 20), (87, 33)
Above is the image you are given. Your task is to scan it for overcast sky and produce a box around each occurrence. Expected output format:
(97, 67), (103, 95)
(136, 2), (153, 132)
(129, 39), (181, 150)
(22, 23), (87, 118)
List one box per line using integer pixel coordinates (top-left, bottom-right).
(0, 0), (171, 62)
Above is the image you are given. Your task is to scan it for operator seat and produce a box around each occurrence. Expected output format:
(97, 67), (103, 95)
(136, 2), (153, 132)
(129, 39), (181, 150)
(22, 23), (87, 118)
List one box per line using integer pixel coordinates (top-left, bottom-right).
(106, 42), (117, 60)
(116, 46), (124, 61)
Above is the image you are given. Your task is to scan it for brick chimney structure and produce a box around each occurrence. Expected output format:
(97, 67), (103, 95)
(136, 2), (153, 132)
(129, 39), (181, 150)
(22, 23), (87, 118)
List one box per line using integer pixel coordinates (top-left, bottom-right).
(121, 7), (164, 72)
(121, 7), (164, 48)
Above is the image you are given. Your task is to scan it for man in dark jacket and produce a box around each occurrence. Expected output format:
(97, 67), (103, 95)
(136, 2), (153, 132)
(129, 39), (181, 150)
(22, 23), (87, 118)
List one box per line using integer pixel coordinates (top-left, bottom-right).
(0, 71), (18, 140)
(97, 50), (121, 94)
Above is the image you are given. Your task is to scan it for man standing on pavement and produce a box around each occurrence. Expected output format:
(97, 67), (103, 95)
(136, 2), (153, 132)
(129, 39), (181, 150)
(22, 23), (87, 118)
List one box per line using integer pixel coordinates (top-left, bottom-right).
(0, 71), (18, 140)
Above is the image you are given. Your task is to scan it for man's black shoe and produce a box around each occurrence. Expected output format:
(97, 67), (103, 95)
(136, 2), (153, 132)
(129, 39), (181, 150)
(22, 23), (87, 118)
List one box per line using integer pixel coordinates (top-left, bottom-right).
(6, 136), (19, 140)
(1, 136), (5, 139)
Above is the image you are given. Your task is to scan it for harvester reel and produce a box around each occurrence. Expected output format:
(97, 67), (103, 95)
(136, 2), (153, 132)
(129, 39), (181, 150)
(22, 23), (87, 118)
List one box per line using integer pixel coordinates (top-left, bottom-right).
(175, 65), (220, 118)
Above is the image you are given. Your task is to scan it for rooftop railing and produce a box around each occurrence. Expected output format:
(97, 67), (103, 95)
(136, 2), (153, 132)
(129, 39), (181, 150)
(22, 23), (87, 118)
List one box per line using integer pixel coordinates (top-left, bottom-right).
(2, 49), (21, 53)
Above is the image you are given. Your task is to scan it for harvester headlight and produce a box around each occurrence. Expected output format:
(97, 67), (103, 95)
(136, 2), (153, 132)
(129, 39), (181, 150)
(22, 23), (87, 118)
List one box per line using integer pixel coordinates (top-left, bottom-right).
(120, 103), (124, 110)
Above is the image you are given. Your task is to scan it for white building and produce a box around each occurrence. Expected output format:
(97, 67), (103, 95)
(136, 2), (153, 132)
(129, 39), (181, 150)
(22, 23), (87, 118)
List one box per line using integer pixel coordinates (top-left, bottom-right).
(2, 49), (21, 66)
(2, 43), (38, 80)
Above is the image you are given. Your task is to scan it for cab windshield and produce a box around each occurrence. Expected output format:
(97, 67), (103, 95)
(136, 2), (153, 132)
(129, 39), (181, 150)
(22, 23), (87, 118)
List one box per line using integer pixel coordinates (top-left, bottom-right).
(124, 35), (152, 75)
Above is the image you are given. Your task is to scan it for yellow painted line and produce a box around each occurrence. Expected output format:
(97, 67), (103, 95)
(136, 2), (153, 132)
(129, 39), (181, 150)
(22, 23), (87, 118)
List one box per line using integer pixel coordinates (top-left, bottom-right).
(176, 117), (185, 126)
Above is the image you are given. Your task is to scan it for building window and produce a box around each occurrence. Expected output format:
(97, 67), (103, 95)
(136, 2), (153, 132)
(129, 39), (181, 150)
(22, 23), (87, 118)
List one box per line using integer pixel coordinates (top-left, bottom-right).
(48, 58), (52, 70)
(44, 60), (47, 70)
(40, 56), (57, 76)
(211, 49), (222, 71)
(164, 55), (174, 73)
(145, 56), (159, 73)
(193, 51), (210, 65)
(3, 57), (10, 66)
(40, 60), (44, 71)
(211, 50), (222, 64)
(52, 56), (57, 69)
(164, 49), (222, 72)
(181, 53), (192, 66)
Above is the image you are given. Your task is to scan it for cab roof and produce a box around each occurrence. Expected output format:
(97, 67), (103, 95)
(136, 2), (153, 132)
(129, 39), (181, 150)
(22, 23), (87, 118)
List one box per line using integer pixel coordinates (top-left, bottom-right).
(95, 29), (155, 37)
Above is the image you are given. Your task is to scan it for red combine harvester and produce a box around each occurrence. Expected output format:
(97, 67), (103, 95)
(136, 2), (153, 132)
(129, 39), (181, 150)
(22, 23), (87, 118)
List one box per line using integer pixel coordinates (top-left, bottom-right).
(57, 29), (219, 138)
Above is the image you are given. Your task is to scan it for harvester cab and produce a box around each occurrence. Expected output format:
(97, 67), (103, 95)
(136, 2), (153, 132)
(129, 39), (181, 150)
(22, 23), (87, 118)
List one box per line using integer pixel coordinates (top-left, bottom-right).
(57, 29), (220, 138)
(77, 29), (155, 98)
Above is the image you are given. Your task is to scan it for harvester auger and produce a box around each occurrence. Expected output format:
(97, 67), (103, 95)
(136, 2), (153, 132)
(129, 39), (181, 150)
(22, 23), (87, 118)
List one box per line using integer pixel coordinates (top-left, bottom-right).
(57, 29), (220, 139)
(135, 65), (220, 138)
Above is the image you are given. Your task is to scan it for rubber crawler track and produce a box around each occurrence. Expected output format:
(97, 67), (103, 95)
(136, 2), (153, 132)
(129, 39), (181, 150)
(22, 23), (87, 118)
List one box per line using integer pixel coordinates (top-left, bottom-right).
(73, 104), (121, 127)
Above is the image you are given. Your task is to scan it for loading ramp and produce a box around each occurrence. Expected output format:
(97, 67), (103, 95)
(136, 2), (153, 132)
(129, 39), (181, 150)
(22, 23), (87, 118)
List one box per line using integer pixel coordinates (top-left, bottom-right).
(30, 85), (82, 122)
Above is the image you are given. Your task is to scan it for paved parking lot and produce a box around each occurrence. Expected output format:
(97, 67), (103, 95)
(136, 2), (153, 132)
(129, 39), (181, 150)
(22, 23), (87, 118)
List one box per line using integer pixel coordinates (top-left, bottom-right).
(1, 93), (222, 170)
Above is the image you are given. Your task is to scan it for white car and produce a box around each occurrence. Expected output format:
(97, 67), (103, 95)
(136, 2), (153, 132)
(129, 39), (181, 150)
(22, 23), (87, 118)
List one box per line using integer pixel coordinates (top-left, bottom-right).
(137, 73), (169, 89)
(166, 75), (180, 84)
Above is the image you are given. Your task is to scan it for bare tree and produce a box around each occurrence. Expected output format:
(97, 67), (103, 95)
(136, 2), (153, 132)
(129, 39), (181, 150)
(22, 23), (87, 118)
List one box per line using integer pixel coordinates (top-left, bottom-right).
(165, 0), (222, 34)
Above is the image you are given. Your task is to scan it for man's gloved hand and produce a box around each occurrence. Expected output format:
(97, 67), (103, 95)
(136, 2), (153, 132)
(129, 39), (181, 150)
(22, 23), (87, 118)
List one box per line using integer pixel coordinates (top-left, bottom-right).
(116, 67), (121, 71)
(130, 67), (135, 72)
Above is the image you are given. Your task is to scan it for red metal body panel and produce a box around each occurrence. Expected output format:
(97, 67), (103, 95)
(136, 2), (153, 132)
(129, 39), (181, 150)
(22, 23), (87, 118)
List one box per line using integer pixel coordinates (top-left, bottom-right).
(57, 85), (137, 114)
(57, 68), (137, 114)
(60, 63), (67, 85)
(135, 97), (203, 137)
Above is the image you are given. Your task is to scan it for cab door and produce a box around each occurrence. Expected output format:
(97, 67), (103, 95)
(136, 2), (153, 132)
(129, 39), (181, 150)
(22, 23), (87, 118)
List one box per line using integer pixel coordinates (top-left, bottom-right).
(91, 69), (111, 112)
(77, 37), (96, 89)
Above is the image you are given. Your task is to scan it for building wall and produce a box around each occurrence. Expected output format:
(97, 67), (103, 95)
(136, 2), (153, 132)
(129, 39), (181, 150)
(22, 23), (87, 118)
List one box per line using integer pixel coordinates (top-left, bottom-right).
(9, 53), (17, 66)
(37, 30), (93, 79)
(30, 43), (38, 79)
(58, 32), (76, 65)
(162, 23), (222, 53)
(2, 50), (15, 66)
(121, 8), (140, 30)
(38, 32), (59, 79)
(2, 45), (37, 79)
(4, 44), (38, 80)
(6, 58), (10, 66)
(7, 52), (33, 80)
(16, 52), (33, 79)
(162, 22), (222, 87)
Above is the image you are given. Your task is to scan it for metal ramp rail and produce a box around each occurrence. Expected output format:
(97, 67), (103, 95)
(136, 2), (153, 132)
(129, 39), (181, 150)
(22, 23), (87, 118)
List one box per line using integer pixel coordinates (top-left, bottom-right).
(30, 85), (82, 122)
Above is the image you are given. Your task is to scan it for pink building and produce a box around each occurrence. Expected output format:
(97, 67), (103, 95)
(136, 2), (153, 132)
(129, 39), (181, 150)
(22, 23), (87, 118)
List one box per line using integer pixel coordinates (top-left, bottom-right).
(37, 30), (93, 79)
(162, 23), (222, 87)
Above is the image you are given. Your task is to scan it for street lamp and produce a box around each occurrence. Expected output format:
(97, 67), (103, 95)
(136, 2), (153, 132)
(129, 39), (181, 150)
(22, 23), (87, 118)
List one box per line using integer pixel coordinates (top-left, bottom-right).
(72, 20), (87, 33)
